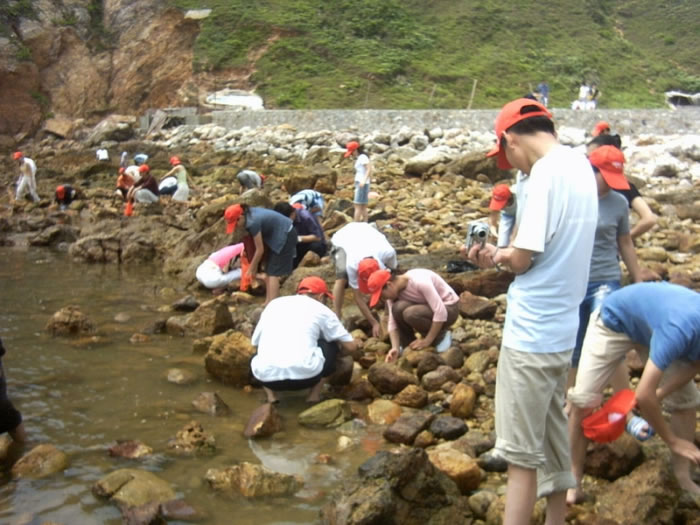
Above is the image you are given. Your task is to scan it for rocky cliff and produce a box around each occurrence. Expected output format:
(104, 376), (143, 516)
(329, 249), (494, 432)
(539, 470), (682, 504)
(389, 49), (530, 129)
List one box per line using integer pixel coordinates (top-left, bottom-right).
(1, 0), (200, 141)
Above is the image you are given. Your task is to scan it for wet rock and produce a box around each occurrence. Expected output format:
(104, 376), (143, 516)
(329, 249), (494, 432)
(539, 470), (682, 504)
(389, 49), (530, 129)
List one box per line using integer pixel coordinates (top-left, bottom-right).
(192, 392), (231, 417)
(468, 490), (498, 520)
(595, 459), (680, 525)
(427, 446), (482, 493)
(458, 291), (498, 319)
(415, 353), (445, 379)
(298, 399), (352, 428)
(367, 399), (403, 425)
(11, 444), (69, 479)
(69, 233), (121, 263)
(321, 448), (468, 525)
(93, 468), (176, 509)
(204, 330), (256, 386)
(413, 430), (436, 448)
(584, 433), (643, 480)
(367, 362), (419, 395)
(477, 451), (507, 472)
(340, 377), (379, 401)
(168, 296), (234, 337)
(421, 365), (460, 391)
(429, 416), (468, 440)
(29, 224), (80, 246)
(108, 440), (153, 460)
(172, 295), (200, 312)
(450, 383), (477, 419)
(461, 430), (495, 456)
(205, 462), (302, 498)
(383, 412), (435, 445)
(167, 421), (216, 455)
(327, 354), (354, 386)
(166, 368), (197, 385)
(45, 305), (95, 336)
(244, 403), (282, 438)
(160, 499), (207, 522)
(441, 347), (465, 369)
(393, 384), (429, 408)
(464, 350), (493, 374)
(129, 333), (150, 344)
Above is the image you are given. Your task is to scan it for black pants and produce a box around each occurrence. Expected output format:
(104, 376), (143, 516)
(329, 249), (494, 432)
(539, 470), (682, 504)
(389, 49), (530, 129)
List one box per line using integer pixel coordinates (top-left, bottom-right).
(260, 339), (338, 392)
(293, 240), (327, 268)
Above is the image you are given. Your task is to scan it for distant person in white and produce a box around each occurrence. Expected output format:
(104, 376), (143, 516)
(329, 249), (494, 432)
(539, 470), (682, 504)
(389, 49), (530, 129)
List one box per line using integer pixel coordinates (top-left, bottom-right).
(250, 276), (359, 404)
(13, 151), (39, 202)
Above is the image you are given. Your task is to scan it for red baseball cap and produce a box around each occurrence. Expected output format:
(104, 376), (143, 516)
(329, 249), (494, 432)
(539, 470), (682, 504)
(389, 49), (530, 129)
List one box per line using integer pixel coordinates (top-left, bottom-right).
(486, 98), (552, 169)
(297, 276), (334, 299)
(344, 141), (359, 158)
(13, 151), (23, 160)
(169, 156), (181, 166)
(291, 202), (304, 210)
(357, 258), (379, 294)
(224, 204), (244, 234)
(138, 164), (150, 173)
(367, 269), (392, 307)
(592, 121), (610, 137)
(56, 185), (65, 199)
(489, 184), (512, 211)
(589, 146), (629, 190)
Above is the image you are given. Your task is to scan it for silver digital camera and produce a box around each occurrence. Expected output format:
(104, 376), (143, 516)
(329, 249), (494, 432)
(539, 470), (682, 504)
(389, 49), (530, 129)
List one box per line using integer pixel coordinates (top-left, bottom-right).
(466, 221), (489, 252)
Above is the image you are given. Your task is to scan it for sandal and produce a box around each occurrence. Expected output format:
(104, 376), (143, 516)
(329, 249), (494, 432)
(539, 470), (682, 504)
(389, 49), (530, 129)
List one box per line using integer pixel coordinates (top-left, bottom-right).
(626, 415), (655, 441)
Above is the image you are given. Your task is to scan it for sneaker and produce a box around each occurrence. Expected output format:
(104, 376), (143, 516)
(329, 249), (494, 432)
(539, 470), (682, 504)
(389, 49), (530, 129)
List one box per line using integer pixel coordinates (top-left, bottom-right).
(435, 331), (452, 353)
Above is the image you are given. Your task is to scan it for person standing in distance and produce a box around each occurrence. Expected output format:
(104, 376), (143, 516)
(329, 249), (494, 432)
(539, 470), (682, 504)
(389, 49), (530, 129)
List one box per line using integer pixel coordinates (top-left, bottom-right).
(345, 141), (372, 222)
(13, 152), (39, 203)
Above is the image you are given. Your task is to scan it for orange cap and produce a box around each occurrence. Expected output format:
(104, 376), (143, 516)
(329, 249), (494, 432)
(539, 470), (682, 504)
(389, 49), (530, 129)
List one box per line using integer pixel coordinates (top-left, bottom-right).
(486, 98), (552, 169)
(56, 185), (65, 199)
(169, 156), (181, 166)
(592, 121), (610, 137)
(138, 164), (150, 173)
(489, 184), (512, 211)
(297, 276), (334, 299)
(224, 204), (243, 234)
(357, 257), (380, 294)
(589, 146), (629, 190)
(344, 141), (359, 158)
(13, 151), (23, 160)
(367, 269), (392, 307)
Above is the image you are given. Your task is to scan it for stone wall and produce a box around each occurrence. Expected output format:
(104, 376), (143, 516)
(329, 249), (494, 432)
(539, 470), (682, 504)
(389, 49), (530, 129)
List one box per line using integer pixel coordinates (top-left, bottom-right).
(209, 108), (700, 135)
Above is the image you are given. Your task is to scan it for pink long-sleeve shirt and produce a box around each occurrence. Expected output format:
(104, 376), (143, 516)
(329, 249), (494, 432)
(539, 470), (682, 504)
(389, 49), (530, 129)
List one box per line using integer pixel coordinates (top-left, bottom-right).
(386, 269), (460, 332)
(208, 243), (244, 269)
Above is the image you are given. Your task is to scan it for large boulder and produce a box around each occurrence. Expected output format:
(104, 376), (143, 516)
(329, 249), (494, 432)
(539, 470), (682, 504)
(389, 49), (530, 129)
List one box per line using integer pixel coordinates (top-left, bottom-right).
(205, 462), (302, 498)
(404, 147), (454, 177)
(367, 362), (419, 395)
(69, 233), (121, 263)
(298, 399), (352, 428)
(93, 468), (176, 509)
(584, 433), (643, 480)
(167, 296), (234, 337)
(28, 224), (80, 247)
(244, 403), (282, 438)
(45, 305), (95, 336)
(384, 412), (435, 446)
(320, 448), (472, 525)
(204, 330), (256, 386)
(86, 115), (137, 145)
(427, 446), (482, 494)
(446, 151), (504, 182)
(11, 444), (69, 479)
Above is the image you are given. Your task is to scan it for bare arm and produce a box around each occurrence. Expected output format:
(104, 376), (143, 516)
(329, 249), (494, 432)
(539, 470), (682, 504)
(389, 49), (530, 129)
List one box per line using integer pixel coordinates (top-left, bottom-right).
(629, 196), (657, 239)
(360, 161), (372, 186)
(247, 232), (265, 276)
(352, 288), (381, 337)
(385, 328), (402, 363)
(409, 321), (444, 349)
(635, 360), (700, 465)
(617, 234), (642, 283)
(160, 167), (177, 181)
(467, 242), (532, 274)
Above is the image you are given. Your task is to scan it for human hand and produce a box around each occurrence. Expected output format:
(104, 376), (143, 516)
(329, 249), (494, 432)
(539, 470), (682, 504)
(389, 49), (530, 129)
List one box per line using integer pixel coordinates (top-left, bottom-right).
(467, 243), (497, 269)
(371, 322), (382, 338)
(669, 437), (700, 466)
(409, 338), (431, 350)
(385, 348), (399, 363)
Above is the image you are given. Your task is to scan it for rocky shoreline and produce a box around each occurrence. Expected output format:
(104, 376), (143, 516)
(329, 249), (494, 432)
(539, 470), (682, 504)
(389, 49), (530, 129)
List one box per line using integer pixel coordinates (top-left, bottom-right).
(1, 116), (699, 524)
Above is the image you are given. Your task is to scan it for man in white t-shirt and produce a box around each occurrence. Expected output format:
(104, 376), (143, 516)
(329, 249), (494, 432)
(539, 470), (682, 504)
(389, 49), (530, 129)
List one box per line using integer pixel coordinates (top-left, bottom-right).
(251, 276), (359, 404)
(13, 151), (39, 202)
(330, 222), (397, 337)
(466, 98), (598, 525)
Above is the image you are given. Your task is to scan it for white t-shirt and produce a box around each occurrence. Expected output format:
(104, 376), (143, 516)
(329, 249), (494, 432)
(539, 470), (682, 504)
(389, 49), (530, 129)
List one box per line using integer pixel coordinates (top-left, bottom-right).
(250, 295), (353, 382)
(354, 154), (370, 184)
(22, 157), (37, 178)
(125, 165), (141, 183)
(503, 144), (598, 353)
(331, 222), (397, 289)
(96, 148), (109, 161)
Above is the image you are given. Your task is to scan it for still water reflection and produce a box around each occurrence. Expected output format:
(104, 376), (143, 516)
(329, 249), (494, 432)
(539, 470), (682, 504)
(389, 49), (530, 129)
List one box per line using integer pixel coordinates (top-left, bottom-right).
(0, 247), (375, 525)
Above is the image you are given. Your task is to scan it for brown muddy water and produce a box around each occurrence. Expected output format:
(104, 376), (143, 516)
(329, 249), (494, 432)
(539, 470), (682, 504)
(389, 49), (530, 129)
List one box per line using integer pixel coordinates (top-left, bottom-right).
(0, 246), (382, 525)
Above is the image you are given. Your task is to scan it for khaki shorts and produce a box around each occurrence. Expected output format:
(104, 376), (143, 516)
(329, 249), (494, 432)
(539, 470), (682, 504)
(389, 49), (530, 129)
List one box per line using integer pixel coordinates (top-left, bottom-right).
(494, 345), (576, 498)
(569, 313), (700, 412)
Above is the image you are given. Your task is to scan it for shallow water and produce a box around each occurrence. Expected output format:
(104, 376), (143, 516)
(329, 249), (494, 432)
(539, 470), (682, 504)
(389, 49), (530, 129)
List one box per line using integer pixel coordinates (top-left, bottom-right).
(0, 247), (378, 525)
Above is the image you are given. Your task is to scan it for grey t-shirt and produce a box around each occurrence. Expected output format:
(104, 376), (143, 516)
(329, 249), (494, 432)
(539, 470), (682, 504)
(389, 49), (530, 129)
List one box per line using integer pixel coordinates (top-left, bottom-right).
(246, 207), (293, 254)
(588, 191), (630, 282)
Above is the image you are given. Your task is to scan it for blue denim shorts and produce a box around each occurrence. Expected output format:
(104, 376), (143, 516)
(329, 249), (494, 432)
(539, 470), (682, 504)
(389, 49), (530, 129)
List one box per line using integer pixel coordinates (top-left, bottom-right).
(353, 182), (369, 205)
(572, 280), (621, 367)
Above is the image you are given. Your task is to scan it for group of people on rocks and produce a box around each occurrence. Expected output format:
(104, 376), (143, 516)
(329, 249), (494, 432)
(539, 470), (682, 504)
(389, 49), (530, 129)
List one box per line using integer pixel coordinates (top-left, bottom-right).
(5, 99), (698, 525)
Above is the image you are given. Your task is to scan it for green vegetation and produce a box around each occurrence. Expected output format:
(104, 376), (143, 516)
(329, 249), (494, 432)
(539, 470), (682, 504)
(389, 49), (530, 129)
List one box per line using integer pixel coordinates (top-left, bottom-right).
(177, 0), (699, 108)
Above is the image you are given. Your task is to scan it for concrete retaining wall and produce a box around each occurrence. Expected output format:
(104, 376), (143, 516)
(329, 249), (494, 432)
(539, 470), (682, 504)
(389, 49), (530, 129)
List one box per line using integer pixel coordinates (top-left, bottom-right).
(208, 108), (700, 135)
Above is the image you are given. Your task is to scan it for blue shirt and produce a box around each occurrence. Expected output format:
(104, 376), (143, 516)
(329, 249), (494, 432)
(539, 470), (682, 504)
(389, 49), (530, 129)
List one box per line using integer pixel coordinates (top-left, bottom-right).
(245, 207), (293, 254)
(600, 282), (700, 370)
(294, 208), (325, 244)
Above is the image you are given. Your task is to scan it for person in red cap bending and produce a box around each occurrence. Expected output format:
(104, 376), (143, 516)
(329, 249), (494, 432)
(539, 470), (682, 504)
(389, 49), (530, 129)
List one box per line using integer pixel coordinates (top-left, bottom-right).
(250, 276), (360, 404)
(160, 156), (196, 203)
(329, 222), (397, 336)
(224, 203), (297, 305)
(54, 185), (79, 210)
(344, 141), (372, 222)
(115, 167), (134, 201)
(13, 151), (39, 203)
(488, 183), (517, 248)
(366, 268), (459, 363)
(466, 98), (597, 525)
